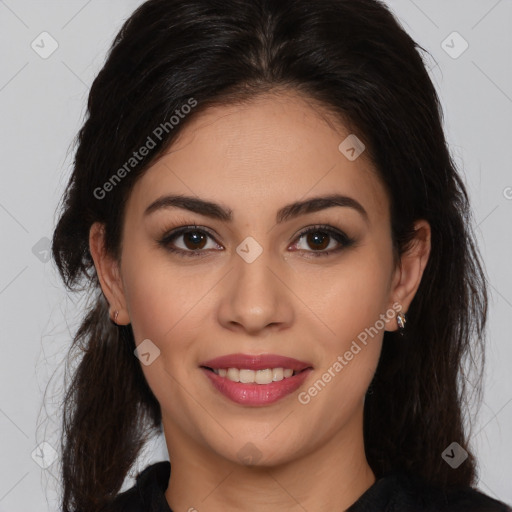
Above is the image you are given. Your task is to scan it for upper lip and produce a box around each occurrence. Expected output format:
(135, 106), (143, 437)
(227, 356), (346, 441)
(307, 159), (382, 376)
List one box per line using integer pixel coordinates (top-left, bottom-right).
(200, 353), (313, 371)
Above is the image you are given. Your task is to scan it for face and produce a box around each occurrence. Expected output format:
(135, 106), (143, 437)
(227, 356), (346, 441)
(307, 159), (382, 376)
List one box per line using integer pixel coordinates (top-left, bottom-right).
(94, 91), (421, 469)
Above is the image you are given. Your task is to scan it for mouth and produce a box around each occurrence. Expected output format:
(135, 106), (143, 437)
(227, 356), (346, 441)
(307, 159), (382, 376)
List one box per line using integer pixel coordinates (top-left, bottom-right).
(199, 353), (313, 383)
(200, 366), (313, 406)
(198, 353), (313, 406)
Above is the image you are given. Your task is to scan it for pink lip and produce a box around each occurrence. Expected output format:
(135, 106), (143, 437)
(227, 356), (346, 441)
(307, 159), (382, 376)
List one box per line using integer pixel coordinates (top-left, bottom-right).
(201, 367), (313, 406)
(199, 353), (313, 371)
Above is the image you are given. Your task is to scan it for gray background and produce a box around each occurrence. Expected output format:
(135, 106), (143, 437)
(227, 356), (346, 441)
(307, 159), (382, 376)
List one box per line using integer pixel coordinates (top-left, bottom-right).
(0, 1), (511, 510)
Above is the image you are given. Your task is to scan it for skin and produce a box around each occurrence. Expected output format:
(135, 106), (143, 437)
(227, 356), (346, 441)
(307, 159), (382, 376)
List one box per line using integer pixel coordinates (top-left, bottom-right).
(90, 90), (431, 512)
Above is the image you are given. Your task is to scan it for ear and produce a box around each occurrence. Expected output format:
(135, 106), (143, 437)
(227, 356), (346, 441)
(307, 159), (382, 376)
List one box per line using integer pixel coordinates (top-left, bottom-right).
(89, 222), (130, 325)
(385, 219), (431, 331)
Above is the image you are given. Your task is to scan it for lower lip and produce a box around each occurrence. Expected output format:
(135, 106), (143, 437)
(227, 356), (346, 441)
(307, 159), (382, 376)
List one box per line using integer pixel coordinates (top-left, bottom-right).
(201, 367), (313, 406)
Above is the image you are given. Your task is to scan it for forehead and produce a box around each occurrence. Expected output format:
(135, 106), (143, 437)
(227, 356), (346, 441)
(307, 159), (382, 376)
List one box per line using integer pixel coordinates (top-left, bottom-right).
(127, 91), (390, 226)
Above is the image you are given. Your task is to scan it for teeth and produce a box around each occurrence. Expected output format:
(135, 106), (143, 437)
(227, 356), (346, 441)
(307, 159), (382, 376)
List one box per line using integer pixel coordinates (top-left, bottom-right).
(212, 367), (297, 384)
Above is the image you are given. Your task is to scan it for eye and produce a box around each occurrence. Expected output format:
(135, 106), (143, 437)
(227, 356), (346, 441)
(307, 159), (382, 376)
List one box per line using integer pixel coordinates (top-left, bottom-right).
(158, 225), (221, 257)
(290, 225), (355, 257)
(158, 223), (355, 258)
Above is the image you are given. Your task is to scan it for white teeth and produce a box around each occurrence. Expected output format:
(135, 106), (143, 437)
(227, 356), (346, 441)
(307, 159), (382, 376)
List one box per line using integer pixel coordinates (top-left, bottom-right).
(256, 369), (273, 384)
(226, 368), (239, 381)
(272, 368), (284, 381)
(212, 367), (298, 384)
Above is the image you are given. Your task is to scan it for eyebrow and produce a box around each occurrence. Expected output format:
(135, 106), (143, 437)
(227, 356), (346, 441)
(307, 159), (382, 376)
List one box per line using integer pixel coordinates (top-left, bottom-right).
(144, 193), (369, 224)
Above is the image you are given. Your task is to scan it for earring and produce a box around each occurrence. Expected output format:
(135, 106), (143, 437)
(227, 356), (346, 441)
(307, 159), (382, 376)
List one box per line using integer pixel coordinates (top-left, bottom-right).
(112, 310), (119, 324)
(396, 311), (407, 335)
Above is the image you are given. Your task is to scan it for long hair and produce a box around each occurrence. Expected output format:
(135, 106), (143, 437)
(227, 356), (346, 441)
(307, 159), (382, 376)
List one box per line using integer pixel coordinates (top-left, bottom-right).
(51, 0), (488, 510)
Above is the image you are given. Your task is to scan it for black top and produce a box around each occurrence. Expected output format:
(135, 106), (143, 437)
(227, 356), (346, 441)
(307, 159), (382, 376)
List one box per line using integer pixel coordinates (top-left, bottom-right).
(106, 461), (512, 511)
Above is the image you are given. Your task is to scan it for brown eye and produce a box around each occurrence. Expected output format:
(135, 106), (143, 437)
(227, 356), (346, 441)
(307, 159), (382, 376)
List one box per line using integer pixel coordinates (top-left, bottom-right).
(158, 224), (355, 258)
(291, 225), (355, 257)
(159, 226), (221, 257)
(182, 231), (208, 250)
(305, 231), (330, 251)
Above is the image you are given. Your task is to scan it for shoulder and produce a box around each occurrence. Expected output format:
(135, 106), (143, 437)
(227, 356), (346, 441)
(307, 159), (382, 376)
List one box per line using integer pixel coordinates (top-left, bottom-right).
(389, 471), (511, 512)
(101, 461), (171, 512)
(348, 470), (512, 512)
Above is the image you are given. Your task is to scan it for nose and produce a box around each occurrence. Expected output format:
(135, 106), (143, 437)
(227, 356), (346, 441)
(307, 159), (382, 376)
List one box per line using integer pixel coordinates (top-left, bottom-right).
(216, 249), (295, 336)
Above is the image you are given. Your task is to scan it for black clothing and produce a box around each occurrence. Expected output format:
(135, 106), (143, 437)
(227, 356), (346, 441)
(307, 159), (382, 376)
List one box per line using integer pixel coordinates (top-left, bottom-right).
(106, 460), (512, 511)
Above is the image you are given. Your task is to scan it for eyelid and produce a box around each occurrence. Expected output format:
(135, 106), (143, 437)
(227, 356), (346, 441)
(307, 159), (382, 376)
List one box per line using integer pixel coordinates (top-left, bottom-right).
(158, 224), (221, 251)
(157, 221), (355, 258)
(290, 224), (355, 255)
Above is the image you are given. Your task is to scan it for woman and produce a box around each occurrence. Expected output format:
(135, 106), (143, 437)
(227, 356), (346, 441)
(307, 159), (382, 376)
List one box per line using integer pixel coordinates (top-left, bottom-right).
(51, 0), (512, 510)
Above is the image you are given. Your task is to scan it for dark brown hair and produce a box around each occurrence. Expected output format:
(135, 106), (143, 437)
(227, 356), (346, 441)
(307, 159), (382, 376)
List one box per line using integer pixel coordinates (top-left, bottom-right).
(52, 0), (488, 510)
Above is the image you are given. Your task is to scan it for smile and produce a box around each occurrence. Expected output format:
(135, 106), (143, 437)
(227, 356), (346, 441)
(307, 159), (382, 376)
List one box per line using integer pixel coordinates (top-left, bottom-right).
(201, 368), (313, 406)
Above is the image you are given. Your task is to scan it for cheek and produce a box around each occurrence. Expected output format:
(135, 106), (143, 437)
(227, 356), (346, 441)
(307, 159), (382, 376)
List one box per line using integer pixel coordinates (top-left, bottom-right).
(120, 250), (209, 415)
(292, 249), (390, 404)
(121, 242), (198, 338)
(294, 250), (392, 339)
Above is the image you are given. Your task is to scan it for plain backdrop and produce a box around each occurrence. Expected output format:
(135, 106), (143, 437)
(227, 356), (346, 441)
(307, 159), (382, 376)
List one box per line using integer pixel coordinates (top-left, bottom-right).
(0, 1), (511, 510)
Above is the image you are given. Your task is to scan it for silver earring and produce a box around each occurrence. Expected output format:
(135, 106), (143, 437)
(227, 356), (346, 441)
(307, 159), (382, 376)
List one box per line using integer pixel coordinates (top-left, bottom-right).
(397, 311), (407, 335)
(113, 310), (119, 324)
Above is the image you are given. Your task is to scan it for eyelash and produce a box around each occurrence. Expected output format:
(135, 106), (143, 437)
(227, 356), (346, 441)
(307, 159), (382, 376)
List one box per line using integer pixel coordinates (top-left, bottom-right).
(158, 223), (355, 258)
